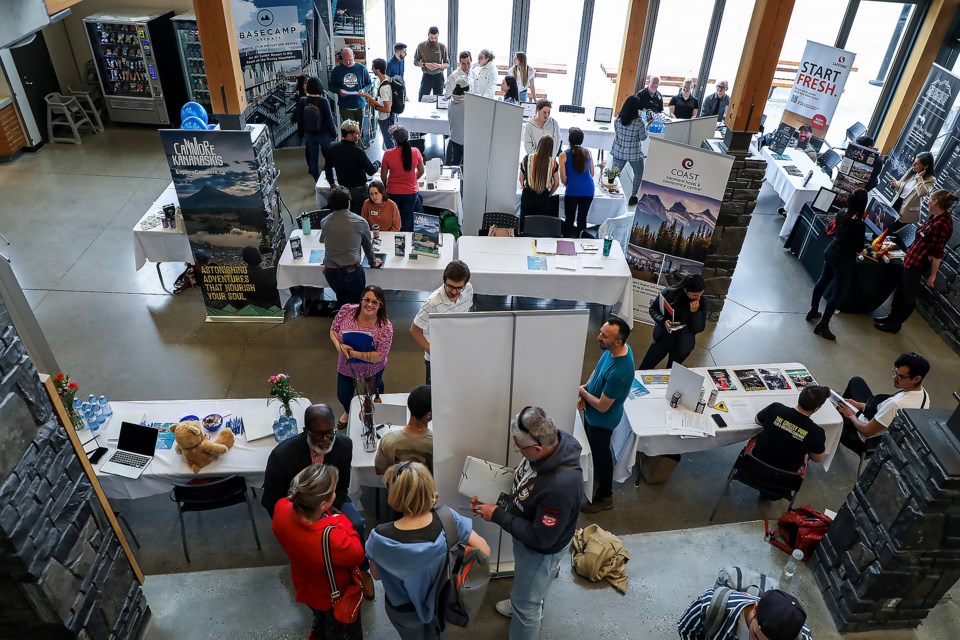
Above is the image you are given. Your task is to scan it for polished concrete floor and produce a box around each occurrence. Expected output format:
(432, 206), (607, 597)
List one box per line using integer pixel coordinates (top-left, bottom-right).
(1, 127), (959, 637)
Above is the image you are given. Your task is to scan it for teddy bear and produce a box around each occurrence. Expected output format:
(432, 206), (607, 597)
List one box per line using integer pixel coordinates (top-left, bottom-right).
(173, 419), (235, 473)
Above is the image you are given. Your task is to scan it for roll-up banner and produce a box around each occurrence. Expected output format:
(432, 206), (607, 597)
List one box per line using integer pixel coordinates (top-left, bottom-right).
(629, 138), (734, 324)
(780, 40), (855, 140)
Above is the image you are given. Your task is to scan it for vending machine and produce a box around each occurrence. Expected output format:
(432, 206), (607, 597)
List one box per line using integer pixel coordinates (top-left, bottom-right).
(83, 9), (187, 126)
(171, 12), (211, 115)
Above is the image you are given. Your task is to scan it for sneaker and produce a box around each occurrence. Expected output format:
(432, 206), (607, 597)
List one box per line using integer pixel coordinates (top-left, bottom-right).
(495, 599), (513, 618)
(628, 196), (638, 207)
(361, 570), (375, 601)
(580, 496), (613, 514)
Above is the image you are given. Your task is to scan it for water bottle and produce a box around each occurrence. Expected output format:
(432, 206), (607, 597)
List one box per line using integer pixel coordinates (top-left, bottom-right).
(87, 394), (98, 405)
(72, 398), (82, 411)
(99, 395), (113, 417)
(780, 548), (804, 591)
(301, 215), (311, 237)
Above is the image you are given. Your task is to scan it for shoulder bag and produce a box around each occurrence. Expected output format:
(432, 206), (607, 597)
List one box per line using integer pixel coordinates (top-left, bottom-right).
(321, 525), (364, 624)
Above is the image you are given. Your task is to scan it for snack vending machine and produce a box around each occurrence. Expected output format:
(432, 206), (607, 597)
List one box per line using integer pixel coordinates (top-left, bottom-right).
(171, 12), (212, 115)
(83, 9), (186, 126)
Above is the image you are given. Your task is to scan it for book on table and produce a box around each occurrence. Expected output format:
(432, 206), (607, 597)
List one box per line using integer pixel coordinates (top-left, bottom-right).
(412, 213), (441, 258)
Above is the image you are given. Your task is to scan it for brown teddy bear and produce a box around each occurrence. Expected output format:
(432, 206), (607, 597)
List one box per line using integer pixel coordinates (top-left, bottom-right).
(173, 419), (235, 473)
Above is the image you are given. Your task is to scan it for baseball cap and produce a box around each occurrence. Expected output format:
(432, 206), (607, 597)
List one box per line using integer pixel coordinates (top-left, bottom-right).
(755, 590), (806, 640)
(798, 124), (813, 133)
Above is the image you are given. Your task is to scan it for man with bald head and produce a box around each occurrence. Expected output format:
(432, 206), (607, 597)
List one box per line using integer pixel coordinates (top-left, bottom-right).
(636, 75), (664, 113)
(330, 47), (372, 143)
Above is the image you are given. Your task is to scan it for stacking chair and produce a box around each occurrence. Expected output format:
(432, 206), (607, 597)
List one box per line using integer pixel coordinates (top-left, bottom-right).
(558, 104), (585, 114)
(582, 212), (633, 253)
(113, 511), (140, 548)
(709, 450), (804, 521)
(68, 85), (106, 131)
(840, 435), (882, 475)
(522, 215), (563, 238)
(480, 211), (520, 235)
(818, 149), (842, 174)
(45, 93), (97, 144)
(298, 208), (332, 230)
(846, 121), (867, 144)
(169, 476), (261, 563)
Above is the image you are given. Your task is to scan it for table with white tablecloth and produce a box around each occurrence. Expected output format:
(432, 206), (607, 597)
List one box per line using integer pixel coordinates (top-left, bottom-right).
(514, 176), (625, 226)
(315, 174), (463, 222)
(759, 147), (834, 240)
(456, 235), (634, 326)
(93, 398), (311, 500)
(133, 182), (194, 281)
(275, 230), (456, 306)
(610, 363), (843, 484)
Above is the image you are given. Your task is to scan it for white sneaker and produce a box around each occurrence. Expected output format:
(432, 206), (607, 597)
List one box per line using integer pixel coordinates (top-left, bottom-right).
(495, 599), (513, 618)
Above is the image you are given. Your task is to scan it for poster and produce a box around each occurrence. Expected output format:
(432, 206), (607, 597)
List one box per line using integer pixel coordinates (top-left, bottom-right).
(160, 127), (283, 322)
(876, 64), (960, 203)
(628, 138), (734, 324)
(780, 41), (855, 140)
(832, 143), (879, 208)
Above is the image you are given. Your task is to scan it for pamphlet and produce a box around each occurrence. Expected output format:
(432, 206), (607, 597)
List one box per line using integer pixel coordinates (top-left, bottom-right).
(290, 237), (303, 260)
(309, 249), (325, 264)
(361, 253), (387, 268)
(458, 456), (514, 505)
(556, 240), (576, 255)
(757, 368), (791, 391)
(771, 153), (792, 161)
(829, 390), (858, 415)
(733, 368), (766, 392)
(412, 213), (441, 258)
(527, 256), (547, 271)
(628, 378), (650, 399)
(579, 254), (603, 269)
(641, 373), (670, 385)
(555, 256), (577, 271)
(785, 368), (817, 388)
(535, 239), (558, 255)
(151, 422), (176, 450)
(707, 369), (737, 391)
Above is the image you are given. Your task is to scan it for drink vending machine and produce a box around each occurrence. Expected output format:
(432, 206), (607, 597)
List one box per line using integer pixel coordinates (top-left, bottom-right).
(171, 12), (212, 115)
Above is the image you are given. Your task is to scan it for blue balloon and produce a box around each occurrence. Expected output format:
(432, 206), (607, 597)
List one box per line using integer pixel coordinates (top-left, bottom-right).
(181, 116), (207, 130)
(180, 102), (208, 125)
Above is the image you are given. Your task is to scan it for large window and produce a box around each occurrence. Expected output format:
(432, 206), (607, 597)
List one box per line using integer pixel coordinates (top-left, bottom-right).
(582, 0), (630, 110)
(363, 0), (387, 66)
(646, 0), (714, 101)
(526, 0), (585, 104)
(458, 0), (512, 82)
(394, 0), (449, 92)
(705, 0), (756, 97)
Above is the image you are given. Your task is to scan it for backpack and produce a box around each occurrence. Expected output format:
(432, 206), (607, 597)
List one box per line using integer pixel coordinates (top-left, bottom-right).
(703, 586), (734, 638)
(439, 210), (461, 239)
(764, 506), (833, 560)
(388, 75), (406, 114)
(435, 506), (490, 629)
(714, 566), (779, 597)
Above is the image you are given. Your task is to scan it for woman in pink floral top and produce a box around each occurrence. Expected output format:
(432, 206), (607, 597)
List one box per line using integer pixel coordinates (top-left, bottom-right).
(330, 285), (394, 429)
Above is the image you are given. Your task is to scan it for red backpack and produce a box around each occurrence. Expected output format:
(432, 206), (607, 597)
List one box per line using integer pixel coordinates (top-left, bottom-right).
(764, 506), (833, 560)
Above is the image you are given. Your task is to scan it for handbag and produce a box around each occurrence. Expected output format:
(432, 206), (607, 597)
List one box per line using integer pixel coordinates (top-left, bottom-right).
(764, 506), (833, 560)
(321, 525), (364, 624)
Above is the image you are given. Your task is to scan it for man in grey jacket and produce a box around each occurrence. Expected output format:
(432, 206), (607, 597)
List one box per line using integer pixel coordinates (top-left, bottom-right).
(701, 81), (730, 122)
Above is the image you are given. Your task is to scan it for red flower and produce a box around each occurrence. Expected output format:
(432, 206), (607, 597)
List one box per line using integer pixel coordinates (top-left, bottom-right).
(55, 373), (65, 382)
(67, 382), (78, 390)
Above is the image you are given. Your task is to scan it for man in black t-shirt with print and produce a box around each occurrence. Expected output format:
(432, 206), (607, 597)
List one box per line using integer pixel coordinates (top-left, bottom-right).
(749, 386), (830, 474)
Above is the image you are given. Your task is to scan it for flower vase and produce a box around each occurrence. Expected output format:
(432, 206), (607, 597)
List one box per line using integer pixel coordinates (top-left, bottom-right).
(273, 404), (297, 443)
(360, 398), (376, 453)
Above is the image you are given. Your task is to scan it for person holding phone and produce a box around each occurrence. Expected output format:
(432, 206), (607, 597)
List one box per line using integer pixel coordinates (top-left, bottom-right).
(638, 274), (707, 369)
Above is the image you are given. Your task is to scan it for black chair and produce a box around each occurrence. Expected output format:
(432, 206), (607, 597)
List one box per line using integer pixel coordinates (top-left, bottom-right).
(522, 215), (563, 238)
(298, 208), (331, 229)
(840, 434), (882, 475)
(480, 211), (520, 235)
(169, 476), (262, 563)
(846, 121), (867, 143)
(558, 104), (585, 114)
(709, 450), (804, 521)
(819, 149), (842, 173)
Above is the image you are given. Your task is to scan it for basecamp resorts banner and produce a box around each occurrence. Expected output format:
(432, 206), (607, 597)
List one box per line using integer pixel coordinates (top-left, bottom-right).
(629, 138), (735, 324)
(160, 129), (283, 321)
(780, 40), (855, 139)
(876, 64), (960, 203)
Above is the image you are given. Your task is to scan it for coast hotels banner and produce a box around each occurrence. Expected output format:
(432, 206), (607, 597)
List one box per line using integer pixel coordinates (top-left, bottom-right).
(780, 40), (855, 140)
(629, 138), (734, 324)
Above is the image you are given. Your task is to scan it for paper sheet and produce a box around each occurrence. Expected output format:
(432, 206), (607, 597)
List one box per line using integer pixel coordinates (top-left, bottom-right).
(579, 254), (604, 269)
(555, 255), (578, 271)
(665, 410), (715, 438)
(458, 456), (514, 504)
(727, 399), (755, 425)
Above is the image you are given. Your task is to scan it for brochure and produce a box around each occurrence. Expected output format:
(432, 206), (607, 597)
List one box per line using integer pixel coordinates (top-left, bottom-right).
(309, 249), (325, 264)
(527, 256), (547, 271)
(785, 368), (817, 389)
(412, 213), (441, 258)
(641, 373), (670, 385)
(707, 368), (737, 391)
(152, 422), (176, 450)
(733, 368), (766, 392)
(758, 368), (791, 391)
(458, 456), (514, 505)
(628, 378), (650, 399)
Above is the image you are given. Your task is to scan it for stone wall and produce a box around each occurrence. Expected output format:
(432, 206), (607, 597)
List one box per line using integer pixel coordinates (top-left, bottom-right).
(917, 219), (960, 356)
(702, 152), (767, 321)
(0, 295), (149, 639)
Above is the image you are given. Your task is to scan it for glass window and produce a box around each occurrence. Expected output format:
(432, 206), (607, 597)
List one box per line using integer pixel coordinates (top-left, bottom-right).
(705, 0), (756, 98)
(458, 0), (513, 91)
(582, 0), (630, 111)
(646, 0), (714, 104)
(363, 0), (387, 64)
(931, 48), (960, 157)
(526, 0), (586, 104)
(394, 0), (449, 92)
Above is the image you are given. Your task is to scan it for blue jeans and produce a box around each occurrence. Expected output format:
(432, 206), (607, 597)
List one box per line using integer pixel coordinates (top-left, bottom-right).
(336, 371), (385, 416)
(339, 500), (369, 572)
(390, 192), (424, 232)
(611, 156), (645, 197)
(519, 90), (529, 103)
(379, 114), (397, 149)
(324, 266), (366, 306)
(509, 539), (568, 640)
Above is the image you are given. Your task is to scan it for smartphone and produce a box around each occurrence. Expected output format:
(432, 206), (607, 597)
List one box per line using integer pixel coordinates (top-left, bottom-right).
(711, 414), (727, 428)
(89, 447), (109, 464)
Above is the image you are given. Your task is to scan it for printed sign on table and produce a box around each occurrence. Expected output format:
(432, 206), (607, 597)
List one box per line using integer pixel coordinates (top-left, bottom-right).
(780, 40), (855, 139)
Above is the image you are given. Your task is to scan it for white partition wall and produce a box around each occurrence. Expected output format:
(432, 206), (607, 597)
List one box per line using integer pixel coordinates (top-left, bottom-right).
(462, 94), (524, 235)
(430, 309), (589, 573)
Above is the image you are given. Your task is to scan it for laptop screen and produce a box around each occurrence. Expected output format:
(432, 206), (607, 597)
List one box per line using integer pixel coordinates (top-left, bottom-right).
(594, 107), (613, 123)
(522, 101), (537, 118)
(117, 422), (159, 455)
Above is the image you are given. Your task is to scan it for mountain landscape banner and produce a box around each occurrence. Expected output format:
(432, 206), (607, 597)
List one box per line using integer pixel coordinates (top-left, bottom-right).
(629, 137), (734, 324)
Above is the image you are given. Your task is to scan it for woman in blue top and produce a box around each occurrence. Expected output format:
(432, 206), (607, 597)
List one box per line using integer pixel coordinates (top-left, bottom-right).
(609, 95), (648, 207)
(558, 127), (596, 237)
(366, 462), (490, 639)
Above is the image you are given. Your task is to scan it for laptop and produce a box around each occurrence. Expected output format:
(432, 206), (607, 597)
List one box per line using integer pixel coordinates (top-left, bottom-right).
(594, 106), (613, 123)
(521, 101), (537, 119)
(812, 187), (838, 214)
(99, 421), (159, 479)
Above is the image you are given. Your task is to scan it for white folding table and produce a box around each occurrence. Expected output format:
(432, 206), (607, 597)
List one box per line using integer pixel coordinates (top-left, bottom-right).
(759, 147), (835, 239)
(513, 176), (625, 226)
(132, 182), (194, 285)
(314, 174), (464, 223)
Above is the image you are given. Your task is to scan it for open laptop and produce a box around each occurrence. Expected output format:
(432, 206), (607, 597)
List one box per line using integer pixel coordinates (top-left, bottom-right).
(521, 101), (537, 119)
(812, 187), (838, 214)
(99, 421), (158, 479)
(594, 106), (613, 123)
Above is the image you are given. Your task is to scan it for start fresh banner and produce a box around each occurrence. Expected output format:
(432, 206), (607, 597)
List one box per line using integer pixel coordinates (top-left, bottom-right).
(781, 40), (855, 138)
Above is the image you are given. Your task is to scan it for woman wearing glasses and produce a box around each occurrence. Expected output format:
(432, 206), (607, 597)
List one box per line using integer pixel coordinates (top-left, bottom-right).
(366, 462), (490, 639)
(330, 286), (394, 431)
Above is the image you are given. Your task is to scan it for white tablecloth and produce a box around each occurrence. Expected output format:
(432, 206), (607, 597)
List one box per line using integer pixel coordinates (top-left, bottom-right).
(456, 235), (634, 326)
(760, 147), (834, 240)
(514, 177), (625, 226)
(610, 363), (843, 483)
(133, 182), (194, 270)
(314, 175), (463, 222)
(397, 101), (451, 135)
(275, 230), (456, 306)
(93, 397), (311, 500)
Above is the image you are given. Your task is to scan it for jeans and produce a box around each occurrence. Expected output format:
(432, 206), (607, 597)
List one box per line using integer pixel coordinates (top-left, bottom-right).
(336, 370), (384, 417)
(563, 195), (593, 237)
(888, 266), (925, 328)
(611, 156), (645, 197)
(810, 247), (855, 325)
(839, 376), (875, 455)
(379, 114), (397, 149)
(305, 134), (323, 182)
(390, 192), (424, 232)
(310, 606), (363, 639)
(339, 500), (369, 571)
(638, 333), (691, 370)
(509, 539), (568, 640)
(324, 266), (366, 306)
(519, 90), (529, 103)
(584, 423), (614, 500)
(419, 74), (444, 101)
(445, 141), (464, 166)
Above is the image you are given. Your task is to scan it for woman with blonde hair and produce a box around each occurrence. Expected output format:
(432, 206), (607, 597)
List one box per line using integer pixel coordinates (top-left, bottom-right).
(366, 462), (490, 639)
(519, 134), (560, 231)
(511, 51), (536, 102)
(272, 464), (366, 639)
(473, 49), (498, 99)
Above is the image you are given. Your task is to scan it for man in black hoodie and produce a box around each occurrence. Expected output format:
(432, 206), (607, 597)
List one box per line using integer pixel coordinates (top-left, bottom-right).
(471, 406), (583, 639)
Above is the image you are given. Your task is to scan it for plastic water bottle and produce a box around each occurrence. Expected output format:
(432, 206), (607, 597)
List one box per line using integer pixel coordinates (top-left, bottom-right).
(72, 398), (81, 411)
(780, 549), (804, 591)
(87, 394), (97, 406)
(99, 395), (112, 417)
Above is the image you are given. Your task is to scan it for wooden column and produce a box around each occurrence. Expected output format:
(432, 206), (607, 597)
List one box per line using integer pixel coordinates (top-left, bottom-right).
(876, 0), (960, 152)
(724, 0), (795, 135)
(613, 0), (650, 110)
(193, 0), (246, 119)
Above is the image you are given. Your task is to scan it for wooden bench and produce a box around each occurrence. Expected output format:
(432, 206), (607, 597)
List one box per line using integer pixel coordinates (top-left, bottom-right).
(496, 63), (567, 79)
(600, 66), (715, 91)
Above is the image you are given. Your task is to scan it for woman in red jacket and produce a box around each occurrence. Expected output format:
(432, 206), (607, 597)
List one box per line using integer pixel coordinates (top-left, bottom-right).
(272, 464), (366, 639)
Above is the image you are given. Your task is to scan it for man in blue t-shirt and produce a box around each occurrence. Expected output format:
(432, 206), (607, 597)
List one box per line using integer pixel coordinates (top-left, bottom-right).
(329, 48), (371, 142)
(578, 316), (635, 513)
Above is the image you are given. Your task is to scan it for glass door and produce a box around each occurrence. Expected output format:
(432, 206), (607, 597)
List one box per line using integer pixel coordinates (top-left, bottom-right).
(172, 19), (211, 111)
(86, 21), (150, 98)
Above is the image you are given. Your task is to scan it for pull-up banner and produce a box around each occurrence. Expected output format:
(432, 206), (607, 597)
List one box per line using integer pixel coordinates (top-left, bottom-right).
(780, 40), (855, 139)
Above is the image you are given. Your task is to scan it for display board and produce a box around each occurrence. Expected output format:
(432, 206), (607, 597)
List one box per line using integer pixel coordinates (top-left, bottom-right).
(832, 143), (880, 208)
(769, 122), (796, 156)
(430, 310), (589, 573)
(662, 116), (718, 148)
(628, 138), (734, 324)
(780, 40), (855, 139)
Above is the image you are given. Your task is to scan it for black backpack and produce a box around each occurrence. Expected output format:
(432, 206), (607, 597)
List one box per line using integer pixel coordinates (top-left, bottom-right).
(389, 75), (406, 114)
(434, 507), (490, 629)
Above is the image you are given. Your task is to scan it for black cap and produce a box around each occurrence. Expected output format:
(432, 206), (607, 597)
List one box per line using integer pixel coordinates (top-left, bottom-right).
(798, 124), (813, 133)
(756, 590), (806, 640)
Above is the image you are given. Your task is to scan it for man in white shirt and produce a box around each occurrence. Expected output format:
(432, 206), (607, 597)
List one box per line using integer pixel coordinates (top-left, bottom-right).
(410, 260), (474, 384)
(444, 51), (474, 99)
(837, 352), (931, 454)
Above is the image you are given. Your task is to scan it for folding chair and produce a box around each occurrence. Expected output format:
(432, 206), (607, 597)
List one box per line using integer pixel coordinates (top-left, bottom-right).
(169, 476), (261, 562)
(709, 450), (804, 521)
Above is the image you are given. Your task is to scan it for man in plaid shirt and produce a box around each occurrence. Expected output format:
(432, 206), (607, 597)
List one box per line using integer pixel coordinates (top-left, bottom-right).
(876, 189), (957, 333)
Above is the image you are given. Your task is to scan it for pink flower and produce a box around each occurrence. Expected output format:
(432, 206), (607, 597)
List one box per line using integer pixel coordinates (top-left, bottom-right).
(268, 375), (278, 384)
(277, 373), (288, 381)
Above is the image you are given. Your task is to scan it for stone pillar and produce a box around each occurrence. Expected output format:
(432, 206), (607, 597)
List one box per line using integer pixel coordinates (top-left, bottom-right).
(0, 295), (149, 639)
(917, 236), (960, 357)
(811, 408), (960, 632)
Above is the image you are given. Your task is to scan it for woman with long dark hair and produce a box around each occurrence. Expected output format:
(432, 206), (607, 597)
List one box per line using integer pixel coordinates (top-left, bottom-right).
(501, 75), (520, 104)
(299, 76), (337, 182)
(638, 274), (707, 369)
(330, 285), (393, 430)
(380, 125), (425, 231)
(609, 95), (648, 207)
(558, 127), (595, 237)
(519, 134), (560, 229)
(888, 151), (935, 231)
(808, 189), (868, 340)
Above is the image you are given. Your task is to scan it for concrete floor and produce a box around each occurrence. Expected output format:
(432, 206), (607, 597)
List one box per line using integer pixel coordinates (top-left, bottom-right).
(1, 127), (959, 637)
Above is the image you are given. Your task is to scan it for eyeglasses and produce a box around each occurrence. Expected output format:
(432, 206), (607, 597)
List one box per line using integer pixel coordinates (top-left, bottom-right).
(361, 298), (381, 307)
(891, 368), (911, 381)
(444, 282), (466, 294)
(308, 428), (335, 442)
(516, 406), (542, 447)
